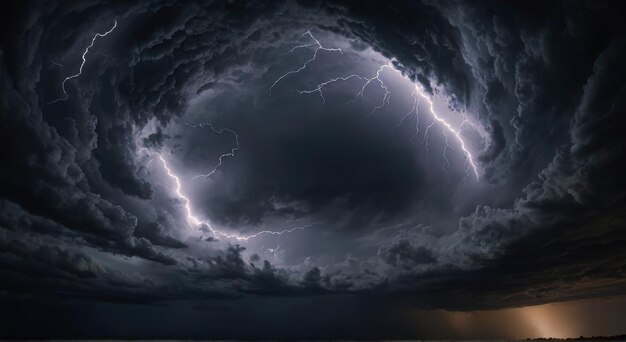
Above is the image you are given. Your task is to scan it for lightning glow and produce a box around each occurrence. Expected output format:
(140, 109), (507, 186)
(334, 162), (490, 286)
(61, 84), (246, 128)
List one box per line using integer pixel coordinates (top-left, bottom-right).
(154, 152), (322, 241)
(49, 20), (118, 104)
(273, 31), (481, 179)
(414, 84), (479, 178)
(47, 20), (322, 243)
(267, 245), (280, 253)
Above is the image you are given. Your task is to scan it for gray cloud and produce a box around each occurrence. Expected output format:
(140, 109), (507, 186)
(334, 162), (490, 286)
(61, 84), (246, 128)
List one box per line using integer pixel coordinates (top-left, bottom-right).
(1, 1), (626, 338)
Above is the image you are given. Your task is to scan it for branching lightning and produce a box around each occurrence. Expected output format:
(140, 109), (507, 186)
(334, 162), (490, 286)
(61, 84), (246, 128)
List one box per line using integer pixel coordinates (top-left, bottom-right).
(187, 122), (240, 180)
(414, 84), (479, 178)
(48, 20), (118, 104)
(154, 153), (323, 241)
(272, 31), (481, 179)
(47, 20), (322, 243)
(270, 31), (343, 95)
(296, 75), (367, 105)
(293, 63), (395, 118)
(356, 64), (393, 117)
(396, 89), (420, 141)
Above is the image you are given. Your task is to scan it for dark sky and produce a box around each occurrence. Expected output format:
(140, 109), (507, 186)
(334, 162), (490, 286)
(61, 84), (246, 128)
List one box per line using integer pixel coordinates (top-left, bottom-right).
(1, 0), (626, 339)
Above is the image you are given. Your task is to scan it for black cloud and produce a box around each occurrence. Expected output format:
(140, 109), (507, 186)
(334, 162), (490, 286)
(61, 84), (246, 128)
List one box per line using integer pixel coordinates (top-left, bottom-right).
(1, 0), (626, 338)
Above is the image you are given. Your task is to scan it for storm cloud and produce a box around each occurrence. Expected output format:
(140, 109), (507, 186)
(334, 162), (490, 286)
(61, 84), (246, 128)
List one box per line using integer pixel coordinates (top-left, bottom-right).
(1, 0), (626, 338)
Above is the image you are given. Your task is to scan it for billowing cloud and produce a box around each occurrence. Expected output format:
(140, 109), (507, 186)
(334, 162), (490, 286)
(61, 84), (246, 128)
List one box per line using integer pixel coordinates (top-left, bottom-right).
(1, 0), (626, 338)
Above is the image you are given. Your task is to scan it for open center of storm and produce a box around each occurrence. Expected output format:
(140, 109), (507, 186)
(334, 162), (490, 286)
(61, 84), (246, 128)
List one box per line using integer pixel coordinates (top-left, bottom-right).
(138, 30), (488, 263)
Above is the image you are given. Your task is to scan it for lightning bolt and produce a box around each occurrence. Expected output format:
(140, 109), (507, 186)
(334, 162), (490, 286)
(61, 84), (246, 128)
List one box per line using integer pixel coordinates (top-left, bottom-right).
(187, 122), (240, 180)
(48, 20), (118, 104)
(414, 84), (479, 178)
(153, 152), (323, 241)
(270, 31), (343, 95)
(396, 88), (421, 141)
(273, 31), (481, 179)
(46, 19), (319, 242)
(294, 63), (395, 119)
(356, 64), (393, 118)
(296, 75), (367, 105)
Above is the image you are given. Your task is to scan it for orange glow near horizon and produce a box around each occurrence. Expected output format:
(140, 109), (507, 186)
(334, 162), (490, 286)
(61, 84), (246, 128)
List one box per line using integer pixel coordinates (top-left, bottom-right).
(520, 303), (576, 338)
(407, 295), (626, 339)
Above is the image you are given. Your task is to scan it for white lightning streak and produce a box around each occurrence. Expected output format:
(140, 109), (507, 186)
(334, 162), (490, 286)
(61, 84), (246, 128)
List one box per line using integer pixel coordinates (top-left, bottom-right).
(270, 31), (343, 95)
(188, 123), (240, 180)
(274, 31), (481, 179)
(396, 88), (421, 141)
(423, 117), (436, 154)
(156, 153), (323, 241)
(296, 75), (367, 105)
(294, 63), (394, 117)
(49, 20), (118, 104)
(356, 64), (393, 117)
(414, 84), (479, 178)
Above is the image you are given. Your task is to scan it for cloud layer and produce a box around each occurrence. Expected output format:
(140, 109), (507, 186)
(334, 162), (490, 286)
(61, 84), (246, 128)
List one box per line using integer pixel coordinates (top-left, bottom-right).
(1, 0), (626, 337)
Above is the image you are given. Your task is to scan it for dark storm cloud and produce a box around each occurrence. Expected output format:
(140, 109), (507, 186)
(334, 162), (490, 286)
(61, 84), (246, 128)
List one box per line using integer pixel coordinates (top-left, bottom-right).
(352, 22), (626, 310)
(1, 1), (626, 335)
(0, 0), (307, 268)
(429, 3), (626, 308)
(283, 0), (626, 308)
(378, 239), (436, 270)
(134, 221), (187, 249)
(142, 128), (168, 150)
